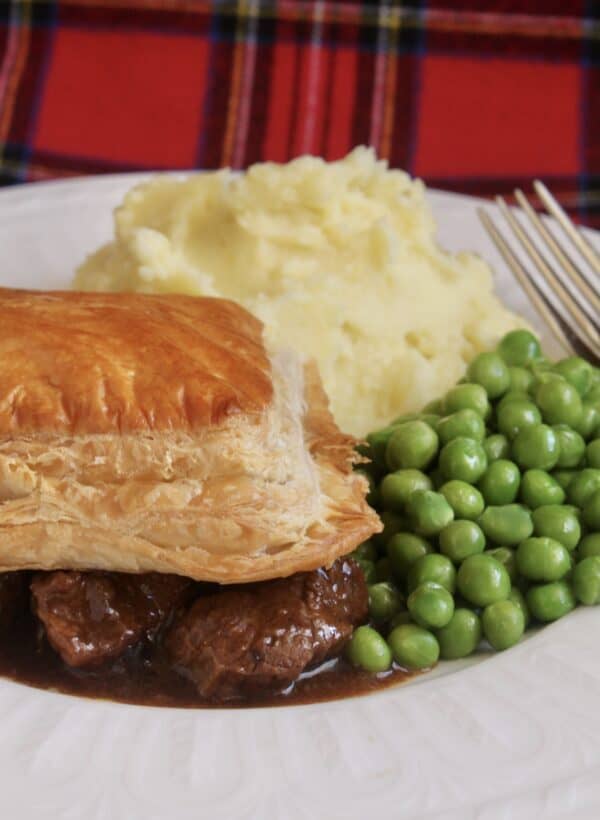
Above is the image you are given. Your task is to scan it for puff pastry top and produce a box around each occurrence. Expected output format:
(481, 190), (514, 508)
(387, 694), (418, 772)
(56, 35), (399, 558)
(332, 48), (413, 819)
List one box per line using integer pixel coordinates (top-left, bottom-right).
(0, 288), (272, 435)
(0, 288), (380, 582)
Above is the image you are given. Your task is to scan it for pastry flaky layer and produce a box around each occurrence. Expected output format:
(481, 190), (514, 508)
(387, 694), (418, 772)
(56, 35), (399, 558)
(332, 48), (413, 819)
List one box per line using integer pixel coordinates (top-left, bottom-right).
(0, 288), (380, 582)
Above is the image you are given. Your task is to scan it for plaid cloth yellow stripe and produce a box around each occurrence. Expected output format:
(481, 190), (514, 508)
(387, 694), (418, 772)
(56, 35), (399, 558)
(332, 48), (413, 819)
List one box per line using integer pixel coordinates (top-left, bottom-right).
(0, 1), (598, 225)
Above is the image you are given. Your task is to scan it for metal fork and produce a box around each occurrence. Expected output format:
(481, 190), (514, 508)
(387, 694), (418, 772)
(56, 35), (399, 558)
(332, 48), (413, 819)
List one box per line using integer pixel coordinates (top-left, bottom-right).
(478, 181), (600, 364)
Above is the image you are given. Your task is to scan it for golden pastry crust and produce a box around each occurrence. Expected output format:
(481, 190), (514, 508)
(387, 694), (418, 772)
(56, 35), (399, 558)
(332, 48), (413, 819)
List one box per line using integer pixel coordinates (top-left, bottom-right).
(0, 288), (272, 435)
(0, 289), (380, 581)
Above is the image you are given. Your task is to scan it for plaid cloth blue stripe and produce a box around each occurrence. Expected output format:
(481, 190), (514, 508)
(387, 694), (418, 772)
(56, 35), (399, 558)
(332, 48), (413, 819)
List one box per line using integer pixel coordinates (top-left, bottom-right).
(0, 1), (598, 226)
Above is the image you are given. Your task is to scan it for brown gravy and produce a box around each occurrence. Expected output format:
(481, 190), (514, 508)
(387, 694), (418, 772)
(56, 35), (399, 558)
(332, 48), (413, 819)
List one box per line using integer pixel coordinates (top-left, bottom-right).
(0, 610), (413, 708)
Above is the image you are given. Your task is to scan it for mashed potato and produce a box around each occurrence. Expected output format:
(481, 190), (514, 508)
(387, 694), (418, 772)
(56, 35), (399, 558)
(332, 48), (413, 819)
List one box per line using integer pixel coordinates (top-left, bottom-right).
(74, 148), (522, 436)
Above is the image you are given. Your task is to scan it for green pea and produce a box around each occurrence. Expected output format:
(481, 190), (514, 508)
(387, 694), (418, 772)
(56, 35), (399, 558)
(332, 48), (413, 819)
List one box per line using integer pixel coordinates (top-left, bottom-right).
(366, 425), (400, 469)
(362, 471), (380, 509)
(440, 480), (485, 520)
(385, 421), (439, 471)
(467, 352), (510, 399)
(375, 557), (392, 582)
(526, 580), (576, 622)
(390, 412), (425, 426)
(508, 366), (534, 394)
(486, 547), (517, 581)
(531, 367), (565, 394)
(572, 556), (600, 605)
(496, 399), (542, 440)
(407, 582), (454, 629)
(406, 490), (454, 537)
(531, 505), (581, 551)
(407, 553), (457, 594)
(387, 533), (432, 578)
(456, 554), (511, 607)
(368, 582), (404, 622)
(444, 383), (490, 419)
(352, 540), (378, 562)
(345, 626), (392, 672)
(478, 460), (521, 505)
(373, 510), (405, 548)
(567, 469), (600, 508)
(588, 379), (600, 402)
(387, 610), (412, 630)
(439, 520), (486, 563)
(437, 409), (486, 444)
(355, 558), (377, 584)
(508, 586), (530, 627)
(380, 470), (432, 512)
(583, 489), (600, 530)
(554, 356), (594, 396)
(397, 414), (441, 431)
(552, 470), (578, 491)
(520, 469), (565, 509)
(529, 357), (554, 381)
(516, 537), (571, 582)
(512, 424), (559, 471)
(578, 534), (600, 559)
(439, 437), (488, 483)
(536, 378), (583, 428)
(435, 608), (482, 660)
(478, 504), (533, 546)
(483, 434), (510, 463)
(552, 425), (586, 468)
(497, 391), (530, 412)
(498, 329), (541, 366)
(422, 399), (443, 414)
(482, 600), (525, 650)
(418, 413), (442, 429)
(369, 482), (383, 510)
(587, 439), (600, 468)
(388, 624), (440, 670)
(576, 403), (600, 440)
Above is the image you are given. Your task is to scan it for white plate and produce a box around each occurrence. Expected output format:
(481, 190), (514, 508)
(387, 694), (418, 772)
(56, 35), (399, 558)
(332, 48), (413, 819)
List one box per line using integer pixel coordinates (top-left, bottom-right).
(1, 176), (599, 820)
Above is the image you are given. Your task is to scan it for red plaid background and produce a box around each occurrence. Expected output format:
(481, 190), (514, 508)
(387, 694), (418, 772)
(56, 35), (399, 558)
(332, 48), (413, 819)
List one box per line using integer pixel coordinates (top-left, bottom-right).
(0, 1), (598, 225)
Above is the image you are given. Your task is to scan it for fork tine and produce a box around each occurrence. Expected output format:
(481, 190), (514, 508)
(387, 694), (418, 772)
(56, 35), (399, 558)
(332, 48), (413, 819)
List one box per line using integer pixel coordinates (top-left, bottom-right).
(477, 208), (574, 355)
(495, 196), (600, 359)
(513, 188), (600, 317)
(533, 180), (600, 275)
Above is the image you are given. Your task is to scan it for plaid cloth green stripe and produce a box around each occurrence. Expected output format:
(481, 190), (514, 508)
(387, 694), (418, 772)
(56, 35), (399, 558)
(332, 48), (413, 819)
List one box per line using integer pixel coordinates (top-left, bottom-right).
(0, 0), (599, 226)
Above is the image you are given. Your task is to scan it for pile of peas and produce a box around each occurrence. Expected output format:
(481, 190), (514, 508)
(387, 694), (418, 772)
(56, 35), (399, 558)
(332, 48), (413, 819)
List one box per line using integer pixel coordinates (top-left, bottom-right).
(345, 329), (600, 674)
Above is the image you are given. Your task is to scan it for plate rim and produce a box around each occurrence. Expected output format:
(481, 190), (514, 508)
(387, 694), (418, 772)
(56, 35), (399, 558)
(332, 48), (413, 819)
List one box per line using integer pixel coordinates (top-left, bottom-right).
(1, 171), (600, 820)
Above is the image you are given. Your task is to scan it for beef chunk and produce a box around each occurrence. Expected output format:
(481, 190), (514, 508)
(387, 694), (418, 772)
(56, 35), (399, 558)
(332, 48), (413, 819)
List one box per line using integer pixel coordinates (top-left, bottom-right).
(165, 559), (368, 699)
(0, 572), (27, 630)
(31, 571), (192, 668)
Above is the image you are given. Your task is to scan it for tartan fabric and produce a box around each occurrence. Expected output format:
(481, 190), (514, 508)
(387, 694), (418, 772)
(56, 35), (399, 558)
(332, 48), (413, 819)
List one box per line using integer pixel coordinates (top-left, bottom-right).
(0, 1), (598, 226)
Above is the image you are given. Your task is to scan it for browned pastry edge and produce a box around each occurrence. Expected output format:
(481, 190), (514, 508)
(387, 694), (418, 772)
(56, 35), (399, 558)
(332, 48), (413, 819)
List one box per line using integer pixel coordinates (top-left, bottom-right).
(0, 315), (381, 582)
